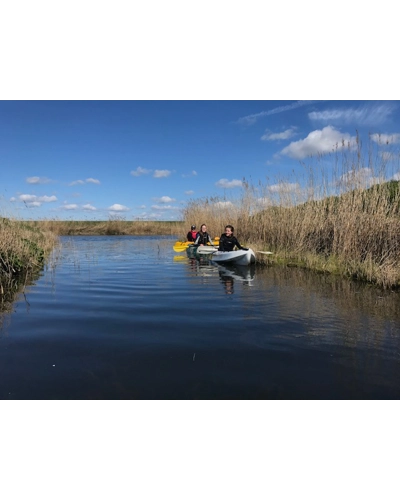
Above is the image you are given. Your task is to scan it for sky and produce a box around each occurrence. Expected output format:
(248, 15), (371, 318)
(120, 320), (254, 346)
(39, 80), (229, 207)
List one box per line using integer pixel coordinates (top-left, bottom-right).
(2, 100), (400, 221)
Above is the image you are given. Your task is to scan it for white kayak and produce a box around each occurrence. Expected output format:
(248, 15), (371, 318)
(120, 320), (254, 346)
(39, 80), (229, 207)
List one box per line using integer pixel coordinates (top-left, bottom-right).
(211, 248), (256, 266)
(196, 246), (218, 255)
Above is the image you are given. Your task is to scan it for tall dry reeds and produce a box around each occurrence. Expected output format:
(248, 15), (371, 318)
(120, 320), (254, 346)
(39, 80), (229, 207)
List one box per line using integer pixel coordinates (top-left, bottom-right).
(0, 217), (58, 280)
(183, 133), (400, 288)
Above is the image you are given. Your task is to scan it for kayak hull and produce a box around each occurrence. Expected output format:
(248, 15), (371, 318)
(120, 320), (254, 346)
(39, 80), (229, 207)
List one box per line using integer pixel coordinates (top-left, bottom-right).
(186, 245), (217, 258)
(211, 248), (256, 266)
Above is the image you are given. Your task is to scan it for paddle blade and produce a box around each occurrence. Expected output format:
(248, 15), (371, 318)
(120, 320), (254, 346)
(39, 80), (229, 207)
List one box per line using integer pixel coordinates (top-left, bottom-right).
(173, 244), (189, 252)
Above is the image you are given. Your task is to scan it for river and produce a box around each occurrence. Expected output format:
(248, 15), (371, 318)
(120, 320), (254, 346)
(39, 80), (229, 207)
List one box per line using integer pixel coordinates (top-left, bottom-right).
(1, 235), (400, 399)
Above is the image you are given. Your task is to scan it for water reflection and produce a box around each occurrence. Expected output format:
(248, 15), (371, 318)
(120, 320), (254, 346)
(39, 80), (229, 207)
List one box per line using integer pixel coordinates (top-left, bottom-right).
(214, 263), (255, 295)
(0, 271), (41, 333)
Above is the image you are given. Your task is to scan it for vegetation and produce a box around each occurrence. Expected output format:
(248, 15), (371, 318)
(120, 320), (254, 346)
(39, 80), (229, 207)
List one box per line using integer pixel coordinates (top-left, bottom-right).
(29, 218), (184, 236)
(0, 218), (58, 278)
(0, 217), (58, 312)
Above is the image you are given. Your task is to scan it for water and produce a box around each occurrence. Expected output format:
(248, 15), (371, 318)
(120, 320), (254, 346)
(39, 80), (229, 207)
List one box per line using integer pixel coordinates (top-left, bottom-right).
(1, 235), (400, 399)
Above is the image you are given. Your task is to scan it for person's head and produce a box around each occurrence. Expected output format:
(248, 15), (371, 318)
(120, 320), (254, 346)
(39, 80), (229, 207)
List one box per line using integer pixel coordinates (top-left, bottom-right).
(200, 224), (207, 233)
(191, 225), (196, 230)
(224, 225), (234, 236)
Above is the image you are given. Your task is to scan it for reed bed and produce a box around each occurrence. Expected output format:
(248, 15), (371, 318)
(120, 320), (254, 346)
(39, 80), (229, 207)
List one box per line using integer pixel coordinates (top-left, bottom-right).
(30, 218), (185, 236)
(182, 135), (400, 289)
(0, 218), (58, 278)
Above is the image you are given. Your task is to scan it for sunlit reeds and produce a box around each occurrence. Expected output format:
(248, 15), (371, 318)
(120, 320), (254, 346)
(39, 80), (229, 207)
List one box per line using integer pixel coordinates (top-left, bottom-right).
(183, 133), (400, 288)
(0, 217), (58, 279)
(29, 218), (185, 236)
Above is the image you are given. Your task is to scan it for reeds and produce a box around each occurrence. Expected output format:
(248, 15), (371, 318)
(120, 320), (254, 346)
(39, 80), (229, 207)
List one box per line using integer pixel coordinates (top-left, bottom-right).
(182, 134), (400, 288)
(0, 217), (58, 279)
(29, 218), (184, 236)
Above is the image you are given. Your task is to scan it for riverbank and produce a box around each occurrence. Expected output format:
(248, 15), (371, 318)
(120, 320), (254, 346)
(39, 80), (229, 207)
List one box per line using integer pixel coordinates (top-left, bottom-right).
(0, 218), (58, 283)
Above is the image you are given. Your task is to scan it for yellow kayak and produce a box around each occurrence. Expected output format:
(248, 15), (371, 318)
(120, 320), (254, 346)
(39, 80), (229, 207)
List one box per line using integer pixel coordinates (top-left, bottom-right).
(173, 237), (219, 252)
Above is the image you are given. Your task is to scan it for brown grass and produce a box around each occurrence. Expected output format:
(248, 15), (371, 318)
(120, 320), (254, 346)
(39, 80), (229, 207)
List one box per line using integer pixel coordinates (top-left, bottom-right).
(29, 218), (187, 237)
(0, 218), (58, 278)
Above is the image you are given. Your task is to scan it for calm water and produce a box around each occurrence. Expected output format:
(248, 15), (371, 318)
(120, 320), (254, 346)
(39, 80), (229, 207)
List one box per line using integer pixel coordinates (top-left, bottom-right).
(1, 235), (400, 399)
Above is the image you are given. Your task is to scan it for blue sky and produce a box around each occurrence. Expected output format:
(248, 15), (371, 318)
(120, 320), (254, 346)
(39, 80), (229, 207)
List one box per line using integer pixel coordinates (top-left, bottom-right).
(2, 100), (400, 221)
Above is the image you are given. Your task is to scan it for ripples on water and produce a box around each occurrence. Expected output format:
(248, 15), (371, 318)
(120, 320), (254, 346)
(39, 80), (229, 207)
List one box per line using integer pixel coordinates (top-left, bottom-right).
(1, 235), (400, 399)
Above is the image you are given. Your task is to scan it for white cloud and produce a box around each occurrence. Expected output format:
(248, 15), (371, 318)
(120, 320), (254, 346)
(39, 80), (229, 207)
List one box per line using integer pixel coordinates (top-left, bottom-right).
(40, 195), (58, 202)
(83, 204), (96, 211)
(131, 166), (151, 177)
(185, 190), (194, 195)
(279, 126), (355, 160)
(237, 101), (319, 126)
(69, 178), (100, 186)
(153, 169), (171, 178)
(255, 197), (273, 208)
(309, 103), (396, 126)
(393, 172), (400, 180)
(370, 133), (400, 145)
(26, 176), (52, 184)
(151, 204), (177, 210)
(64, 204), (78, 210)
(214, 201), (234, 208)
(182, 170), (198, 178)
(19, 194), (57, 206)
(215, 178), (243, 188)
(268, 182), (300, 193)
(338, 168), (384, 189)
(154, 196), (175, 203)
(108, 204), (129, 211)
(261, 127), (297, 141)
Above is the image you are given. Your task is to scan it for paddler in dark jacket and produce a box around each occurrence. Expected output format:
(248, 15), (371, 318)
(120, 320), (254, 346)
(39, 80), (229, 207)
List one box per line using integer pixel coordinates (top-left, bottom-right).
(218, 225), (247, 251)
(194, 224), (214, 246)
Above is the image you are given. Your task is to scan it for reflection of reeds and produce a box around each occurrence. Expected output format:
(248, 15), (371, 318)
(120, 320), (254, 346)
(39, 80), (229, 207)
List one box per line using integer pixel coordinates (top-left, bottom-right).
(0, 270), (41, 332)
(182, 134), (400, 288)
(253, 265), (400, 348)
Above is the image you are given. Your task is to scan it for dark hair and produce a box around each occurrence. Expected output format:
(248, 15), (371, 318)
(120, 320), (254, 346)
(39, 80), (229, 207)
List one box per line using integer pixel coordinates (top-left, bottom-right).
(200, 224), (207, 232)
(225, 225), (234, 232)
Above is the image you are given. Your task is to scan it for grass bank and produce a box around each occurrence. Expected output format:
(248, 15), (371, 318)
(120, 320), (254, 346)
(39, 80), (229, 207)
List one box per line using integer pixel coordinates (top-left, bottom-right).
(1, 217), (57, 328)
(30, 219), (185, 236)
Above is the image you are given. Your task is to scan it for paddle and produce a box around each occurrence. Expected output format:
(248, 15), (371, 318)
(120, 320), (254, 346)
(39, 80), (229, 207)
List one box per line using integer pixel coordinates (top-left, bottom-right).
(173, 244), (193, 252)
(173, 239), (219, 252)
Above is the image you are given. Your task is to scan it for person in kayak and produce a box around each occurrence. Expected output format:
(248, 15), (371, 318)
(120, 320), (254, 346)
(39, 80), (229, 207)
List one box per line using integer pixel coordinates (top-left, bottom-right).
(187, 225), (197, 242)
(218, 225), (248, 251)
(194, 224), (214, 246)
